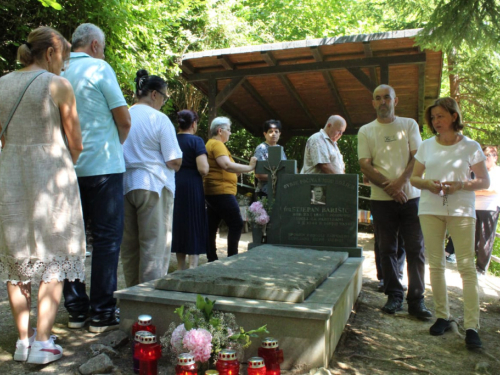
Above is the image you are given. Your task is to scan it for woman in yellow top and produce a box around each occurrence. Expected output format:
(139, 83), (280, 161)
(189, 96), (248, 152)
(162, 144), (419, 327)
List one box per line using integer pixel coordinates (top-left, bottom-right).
(204, 117), (257, 261)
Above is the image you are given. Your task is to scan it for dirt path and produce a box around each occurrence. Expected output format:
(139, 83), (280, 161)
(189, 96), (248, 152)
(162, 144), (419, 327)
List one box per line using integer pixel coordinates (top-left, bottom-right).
(0, 231), (498, 374)
(329, 233), (500, 375)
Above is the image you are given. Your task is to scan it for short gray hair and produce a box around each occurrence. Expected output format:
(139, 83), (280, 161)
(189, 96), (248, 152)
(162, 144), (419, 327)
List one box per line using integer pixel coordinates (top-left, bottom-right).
(72, 23), (105, 50)
(210, 116), (231, 136)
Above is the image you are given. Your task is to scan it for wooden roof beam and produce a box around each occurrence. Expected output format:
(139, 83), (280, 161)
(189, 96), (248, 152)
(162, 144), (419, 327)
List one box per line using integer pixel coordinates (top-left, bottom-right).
(215, 77), (246, 108)
(262, 51), (320, 129)
(362, 42), (379, 86)
(186, 53), (427, 82)
(218, 55), (235, 70)
(346, 67), (377, 93)
(311, 46), (353, 128)
(179, 60), (195, 75)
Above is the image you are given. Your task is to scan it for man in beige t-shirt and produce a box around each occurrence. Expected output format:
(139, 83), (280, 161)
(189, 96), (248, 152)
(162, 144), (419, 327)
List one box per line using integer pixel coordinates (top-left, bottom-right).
(358, 84), (431, 319)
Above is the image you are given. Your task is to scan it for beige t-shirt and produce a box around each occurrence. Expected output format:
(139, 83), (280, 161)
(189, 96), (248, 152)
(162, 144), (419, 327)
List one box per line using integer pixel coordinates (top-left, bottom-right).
(357, 117), (422, 201)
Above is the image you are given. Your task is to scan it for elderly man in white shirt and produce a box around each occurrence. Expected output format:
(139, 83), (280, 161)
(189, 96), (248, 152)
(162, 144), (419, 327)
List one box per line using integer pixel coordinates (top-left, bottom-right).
(301, 115), (347, 174)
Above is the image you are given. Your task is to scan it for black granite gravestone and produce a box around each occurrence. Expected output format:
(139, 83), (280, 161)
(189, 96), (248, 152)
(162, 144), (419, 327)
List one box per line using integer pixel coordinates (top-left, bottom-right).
(252, 146), (361, 256)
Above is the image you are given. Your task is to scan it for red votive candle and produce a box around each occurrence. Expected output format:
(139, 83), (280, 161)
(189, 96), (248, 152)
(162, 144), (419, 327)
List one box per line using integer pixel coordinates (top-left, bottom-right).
(216, 349), (240, 375)
(136, 332), (161, 375)
(132, 315), (156, 373)
(257, 338), (283, 375)
(175, 353), (198, 375)
(247, 357), (266, 375)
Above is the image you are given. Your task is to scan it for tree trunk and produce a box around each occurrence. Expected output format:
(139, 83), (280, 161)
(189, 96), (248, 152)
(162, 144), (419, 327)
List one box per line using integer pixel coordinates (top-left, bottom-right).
(448, 48), (460, 105)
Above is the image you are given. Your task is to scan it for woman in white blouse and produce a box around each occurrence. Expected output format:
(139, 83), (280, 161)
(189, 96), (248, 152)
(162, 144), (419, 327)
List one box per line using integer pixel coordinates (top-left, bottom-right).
(410, 97), (489, 350)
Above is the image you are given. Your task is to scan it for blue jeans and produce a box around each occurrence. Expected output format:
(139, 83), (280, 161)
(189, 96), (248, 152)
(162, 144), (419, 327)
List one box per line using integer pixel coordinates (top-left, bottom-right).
(63, 173), (124, 320)
(371, 198), (425, 303)
(205, 194), (243, 262)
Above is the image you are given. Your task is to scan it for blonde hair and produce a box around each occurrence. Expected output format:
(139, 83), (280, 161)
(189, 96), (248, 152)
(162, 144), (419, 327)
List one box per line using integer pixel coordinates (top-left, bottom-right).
(17, 26), (70, 67)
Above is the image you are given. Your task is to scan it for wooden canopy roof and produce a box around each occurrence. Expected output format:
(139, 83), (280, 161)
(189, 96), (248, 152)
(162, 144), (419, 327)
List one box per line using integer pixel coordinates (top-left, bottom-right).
(180, 29), (443, 140)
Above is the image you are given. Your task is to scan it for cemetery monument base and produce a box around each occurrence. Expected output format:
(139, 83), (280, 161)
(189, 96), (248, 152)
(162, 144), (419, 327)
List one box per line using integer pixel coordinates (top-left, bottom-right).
(115, 246), (363, 369)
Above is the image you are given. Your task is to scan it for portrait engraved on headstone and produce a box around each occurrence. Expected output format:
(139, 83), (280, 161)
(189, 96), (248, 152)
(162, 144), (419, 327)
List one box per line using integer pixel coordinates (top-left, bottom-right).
(311, 185), (326, 205)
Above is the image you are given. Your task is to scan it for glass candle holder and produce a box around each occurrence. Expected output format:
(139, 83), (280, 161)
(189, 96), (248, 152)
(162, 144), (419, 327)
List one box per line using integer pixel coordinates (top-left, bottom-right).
(135, 331), (161, 375)
(247, 357), (266, 375)
(216, 349), (240, 375)
(132, 316), (156, 373)
(257, 338), (283, 375)
(175, 353), (198, 375)
(133, 331), (151, 374)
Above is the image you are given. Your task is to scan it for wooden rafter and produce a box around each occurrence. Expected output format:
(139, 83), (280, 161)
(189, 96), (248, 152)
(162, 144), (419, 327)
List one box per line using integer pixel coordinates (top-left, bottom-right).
(362, 42), (379, 86)
(262, 51), (320, 129)
(186, 53), (427, 82)
(310, 46), (353, 127)
(215, 77), (246, 108)
(346, 67), (377, 92)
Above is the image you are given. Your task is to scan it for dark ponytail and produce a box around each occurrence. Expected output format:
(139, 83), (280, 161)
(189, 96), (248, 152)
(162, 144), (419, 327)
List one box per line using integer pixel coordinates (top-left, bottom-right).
(177, 110), (199, 130)
(134, 69), (167, 99)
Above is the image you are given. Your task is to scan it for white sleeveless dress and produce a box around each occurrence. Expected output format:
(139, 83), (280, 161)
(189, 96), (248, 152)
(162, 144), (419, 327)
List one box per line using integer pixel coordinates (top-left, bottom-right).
(0, 70), (85, 284)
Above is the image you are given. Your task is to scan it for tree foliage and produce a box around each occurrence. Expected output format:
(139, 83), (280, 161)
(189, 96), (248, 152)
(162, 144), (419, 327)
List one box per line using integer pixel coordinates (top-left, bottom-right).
(3, 0), (500, 166)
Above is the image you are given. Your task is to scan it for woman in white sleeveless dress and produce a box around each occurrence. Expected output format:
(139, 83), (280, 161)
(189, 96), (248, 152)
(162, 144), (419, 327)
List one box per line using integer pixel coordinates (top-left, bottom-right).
(0, 27), (85, 364)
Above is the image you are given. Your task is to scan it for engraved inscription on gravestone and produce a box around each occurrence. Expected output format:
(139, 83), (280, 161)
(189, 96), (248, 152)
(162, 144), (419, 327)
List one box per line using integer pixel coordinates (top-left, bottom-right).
(269, 174), (358, 247)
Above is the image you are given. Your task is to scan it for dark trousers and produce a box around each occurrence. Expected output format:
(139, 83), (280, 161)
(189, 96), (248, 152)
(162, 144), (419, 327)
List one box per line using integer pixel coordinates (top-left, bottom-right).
(374, 230), (406, 281)
(371, 198), (425, 303)
(63, 173), (124, 320)
(205, 194), (243, 262)
(475, 208), (500, 273)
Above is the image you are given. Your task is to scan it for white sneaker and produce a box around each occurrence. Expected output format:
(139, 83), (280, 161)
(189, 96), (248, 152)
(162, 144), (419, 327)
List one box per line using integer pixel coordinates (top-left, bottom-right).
(14, 328), (37, 361)
(26, 335), (63, 364)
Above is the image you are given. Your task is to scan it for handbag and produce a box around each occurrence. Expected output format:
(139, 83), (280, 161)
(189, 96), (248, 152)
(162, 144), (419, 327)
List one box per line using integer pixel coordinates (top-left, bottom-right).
(0, 70), (46, 144)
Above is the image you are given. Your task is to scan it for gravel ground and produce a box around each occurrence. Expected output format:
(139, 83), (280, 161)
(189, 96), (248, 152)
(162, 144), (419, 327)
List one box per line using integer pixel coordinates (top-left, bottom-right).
(0, 231), (499, 375)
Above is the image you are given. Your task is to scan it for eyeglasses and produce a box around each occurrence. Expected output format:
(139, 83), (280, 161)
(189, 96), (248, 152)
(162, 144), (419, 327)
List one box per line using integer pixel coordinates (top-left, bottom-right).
(156, 90), (168, 103)
(485, 153), (497, 158)
(221, 127), (231, 133)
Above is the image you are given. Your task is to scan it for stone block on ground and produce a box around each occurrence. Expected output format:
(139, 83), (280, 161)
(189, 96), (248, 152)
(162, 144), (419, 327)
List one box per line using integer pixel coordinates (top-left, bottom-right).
(99, 330), (128, 348)
(155, 245), (348, 302)
(90, 344), (118, 357)
(79, 353), (114, 375)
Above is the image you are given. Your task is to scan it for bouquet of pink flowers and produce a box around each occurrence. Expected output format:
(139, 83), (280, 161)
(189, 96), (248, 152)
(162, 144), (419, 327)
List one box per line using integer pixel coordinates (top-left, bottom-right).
(247, 197), (272, 227)
(161, 295), (268, 365)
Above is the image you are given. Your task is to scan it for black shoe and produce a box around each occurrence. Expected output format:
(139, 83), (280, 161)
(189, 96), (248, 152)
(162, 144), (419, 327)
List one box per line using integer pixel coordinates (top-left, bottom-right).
(68, 313), (89, 329)
(465, 329), (482, 349)
(381, 295), (403, 314)
(377, 279), (384, 293)
(408, 300), (433, 320)
(89, 316), (120, 333)
(429, 318), (451, 336)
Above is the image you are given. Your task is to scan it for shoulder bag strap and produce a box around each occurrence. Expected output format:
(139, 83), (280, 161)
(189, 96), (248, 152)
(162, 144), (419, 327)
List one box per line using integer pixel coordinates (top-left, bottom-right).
(0, 70), (46, 141)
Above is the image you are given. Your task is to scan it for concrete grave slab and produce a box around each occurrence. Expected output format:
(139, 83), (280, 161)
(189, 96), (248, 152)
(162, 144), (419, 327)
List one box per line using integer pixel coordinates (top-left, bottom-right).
(155, 246), (348, 303)
(115, 245), (363, 369)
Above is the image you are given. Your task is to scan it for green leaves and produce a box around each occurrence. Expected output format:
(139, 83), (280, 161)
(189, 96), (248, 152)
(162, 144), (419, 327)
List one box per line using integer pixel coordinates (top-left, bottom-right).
(229, 325), (269, 348)
(38, 0), (62, 10)
(196, 294), (217, 322)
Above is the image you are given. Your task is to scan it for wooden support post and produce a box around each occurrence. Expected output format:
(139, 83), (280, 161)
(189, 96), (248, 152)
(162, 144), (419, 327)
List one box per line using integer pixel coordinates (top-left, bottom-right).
(208, 78), (217, 133)
(380, 64), (389, 84)
(417, 64), (426, 126)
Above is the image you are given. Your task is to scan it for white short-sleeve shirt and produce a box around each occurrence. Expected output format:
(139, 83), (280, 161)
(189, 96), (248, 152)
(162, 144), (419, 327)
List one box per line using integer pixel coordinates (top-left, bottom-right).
(301, 129), (345, 174)
(414, 136), (486, 218)
(123, 104), (182, 196)
(476, 165), (500, 211)
(358, 117), (422, 201)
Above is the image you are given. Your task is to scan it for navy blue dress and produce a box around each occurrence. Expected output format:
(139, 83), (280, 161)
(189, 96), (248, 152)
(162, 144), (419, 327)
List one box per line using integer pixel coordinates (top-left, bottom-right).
(171, 134), (208, 255)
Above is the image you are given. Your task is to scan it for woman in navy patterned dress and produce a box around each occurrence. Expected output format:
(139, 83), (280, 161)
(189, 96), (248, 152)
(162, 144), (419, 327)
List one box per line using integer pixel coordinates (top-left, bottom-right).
(172, 110), (209, 269)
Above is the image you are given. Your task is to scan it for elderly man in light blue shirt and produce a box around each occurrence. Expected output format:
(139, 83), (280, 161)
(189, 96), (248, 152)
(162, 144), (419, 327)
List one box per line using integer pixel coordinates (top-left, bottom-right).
(62, 23), (131, 333)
